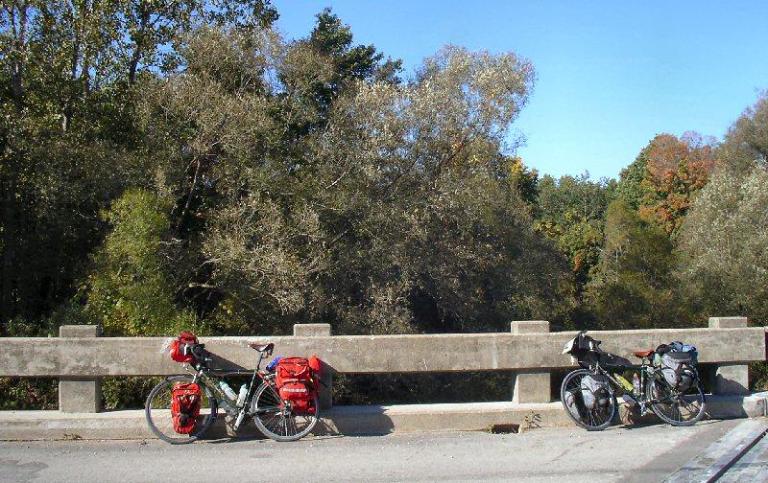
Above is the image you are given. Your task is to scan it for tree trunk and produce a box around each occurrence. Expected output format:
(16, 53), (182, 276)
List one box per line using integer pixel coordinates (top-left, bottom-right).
(128, 3), (150, 85)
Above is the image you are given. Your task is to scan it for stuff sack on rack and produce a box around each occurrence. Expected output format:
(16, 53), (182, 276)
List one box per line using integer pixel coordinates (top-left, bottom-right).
(171, 382), (202, 434)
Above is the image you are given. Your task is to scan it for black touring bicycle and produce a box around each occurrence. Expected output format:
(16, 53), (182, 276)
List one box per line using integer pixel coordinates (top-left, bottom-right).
(560, 332), (706, 430)
(145, 332), (321, 443)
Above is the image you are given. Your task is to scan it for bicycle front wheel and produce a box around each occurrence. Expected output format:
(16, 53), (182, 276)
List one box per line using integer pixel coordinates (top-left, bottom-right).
(560, 369), (616, 431)
(145, 375), (217, 444)
(251, 382), (319, 442)
(647, 377), (706, 426)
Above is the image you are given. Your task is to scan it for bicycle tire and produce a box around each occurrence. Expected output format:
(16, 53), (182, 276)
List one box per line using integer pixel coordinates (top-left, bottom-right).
(251, 382), (319, 442)
(560, 368), (616, 431)
(145, 375), (217, 444)
(647, 377), (706, 426)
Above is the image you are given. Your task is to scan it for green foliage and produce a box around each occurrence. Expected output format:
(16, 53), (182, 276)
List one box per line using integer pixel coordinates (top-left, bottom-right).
(535, 173), (616, 295)
(102, 377), (163, 410)
(677, 166), (768, 325)
(585, 200), (695, 329)
(85, 189), (198, 336)
(719, 92), (768, 171)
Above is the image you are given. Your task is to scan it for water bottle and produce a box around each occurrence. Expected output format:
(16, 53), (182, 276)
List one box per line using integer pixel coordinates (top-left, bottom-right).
(236, 384), (248, 407)
(218, 381), (237, 402)
(632, 373), (641, 395)
(615, 374), (634, 392)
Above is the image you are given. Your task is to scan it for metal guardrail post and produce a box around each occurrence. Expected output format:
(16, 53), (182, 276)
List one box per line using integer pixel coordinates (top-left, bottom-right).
(709, 317), (751, 395)
(511, 321), (551, 403)
(58, 325), (102, 413)
(293, 323), (333, 410)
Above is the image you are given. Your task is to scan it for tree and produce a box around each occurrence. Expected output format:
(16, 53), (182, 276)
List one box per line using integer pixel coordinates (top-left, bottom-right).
(84, 189), (197, 336)
(585, 200), (693, 330)
(139, 31), (575, 334)
(718, 92), (768, 171)
(615, 133), (718, 238)
(678, 165), (768, 325)
(534, 173), (615, 296)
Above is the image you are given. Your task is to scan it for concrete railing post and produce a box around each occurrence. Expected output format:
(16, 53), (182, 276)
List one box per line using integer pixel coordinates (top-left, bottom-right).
(510, 321), (551, 403)
(59, 325), (102, 413)
(293, 323), (333, 410)
(708, 317), (750, 395)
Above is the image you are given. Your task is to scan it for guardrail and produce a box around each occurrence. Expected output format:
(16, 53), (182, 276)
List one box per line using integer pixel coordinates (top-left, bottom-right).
(0, 317), (764, 413)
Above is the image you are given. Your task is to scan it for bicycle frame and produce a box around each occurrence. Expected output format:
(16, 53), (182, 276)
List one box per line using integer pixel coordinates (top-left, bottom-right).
(588, 359), (656, 414)
(182, 348), (276, 430)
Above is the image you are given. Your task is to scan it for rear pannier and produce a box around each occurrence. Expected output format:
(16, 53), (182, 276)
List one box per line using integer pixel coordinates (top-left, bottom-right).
(275, 357), (318, 415)
(655, 342), (698, 391)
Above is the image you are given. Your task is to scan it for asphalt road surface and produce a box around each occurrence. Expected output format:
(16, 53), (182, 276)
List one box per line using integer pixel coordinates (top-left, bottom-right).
(0, 419), (743, 482)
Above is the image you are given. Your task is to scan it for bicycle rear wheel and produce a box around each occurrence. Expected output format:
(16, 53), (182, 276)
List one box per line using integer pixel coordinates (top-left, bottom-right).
(647, 378), (706, 426)
(145, 375), (217, 444)
(560, 369), (616, 431)
(251, 382), (319, 442)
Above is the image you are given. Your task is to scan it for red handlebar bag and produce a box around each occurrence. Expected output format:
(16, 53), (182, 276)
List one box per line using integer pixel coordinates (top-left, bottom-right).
(171, 382), (202, 434)
(170, 331), (198, 363)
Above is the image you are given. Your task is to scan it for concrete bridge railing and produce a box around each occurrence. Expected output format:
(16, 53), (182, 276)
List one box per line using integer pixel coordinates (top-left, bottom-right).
(0, 317), (764, 413)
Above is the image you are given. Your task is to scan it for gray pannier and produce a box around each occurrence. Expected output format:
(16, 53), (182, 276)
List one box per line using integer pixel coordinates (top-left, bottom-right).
(658, 351), (696, 391)
(580, 374), (610, 409)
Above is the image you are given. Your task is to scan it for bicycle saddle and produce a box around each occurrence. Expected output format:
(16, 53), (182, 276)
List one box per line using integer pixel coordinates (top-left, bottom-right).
(249, 342), (274, 353)
(632, 349), (654, 358)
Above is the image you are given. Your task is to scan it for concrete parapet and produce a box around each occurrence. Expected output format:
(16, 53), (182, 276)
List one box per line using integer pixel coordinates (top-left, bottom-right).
(58, 325), (101, 413)
(2, 325), (764, 377)
(708, 317), (752, 395)
(293, 324), (332, 337)
(709, 317), (748, 329)
(511, 321), (551, 403)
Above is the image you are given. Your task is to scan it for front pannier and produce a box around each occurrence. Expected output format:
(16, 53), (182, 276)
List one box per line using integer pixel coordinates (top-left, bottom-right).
(580, 374), (610, 410)
(171, 382), (202, 434)
(275, 357), (317, 415)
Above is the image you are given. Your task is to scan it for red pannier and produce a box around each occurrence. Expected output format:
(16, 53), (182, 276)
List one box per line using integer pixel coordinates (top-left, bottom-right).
(169, 331), (198, 364)
(171, 382), (202, 434)
(276, 357), (318, 415)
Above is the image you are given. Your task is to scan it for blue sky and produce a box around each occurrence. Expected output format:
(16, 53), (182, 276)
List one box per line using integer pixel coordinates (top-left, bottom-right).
(271, 1), (768, 179)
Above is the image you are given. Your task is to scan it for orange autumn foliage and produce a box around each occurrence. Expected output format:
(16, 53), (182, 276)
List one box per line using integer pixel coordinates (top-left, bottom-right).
(639, 133), (718, 236)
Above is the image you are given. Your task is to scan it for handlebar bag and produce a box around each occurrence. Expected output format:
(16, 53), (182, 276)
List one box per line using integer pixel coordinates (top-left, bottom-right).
(171, 382), (202, 434)
(170, 331), (199, 364)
